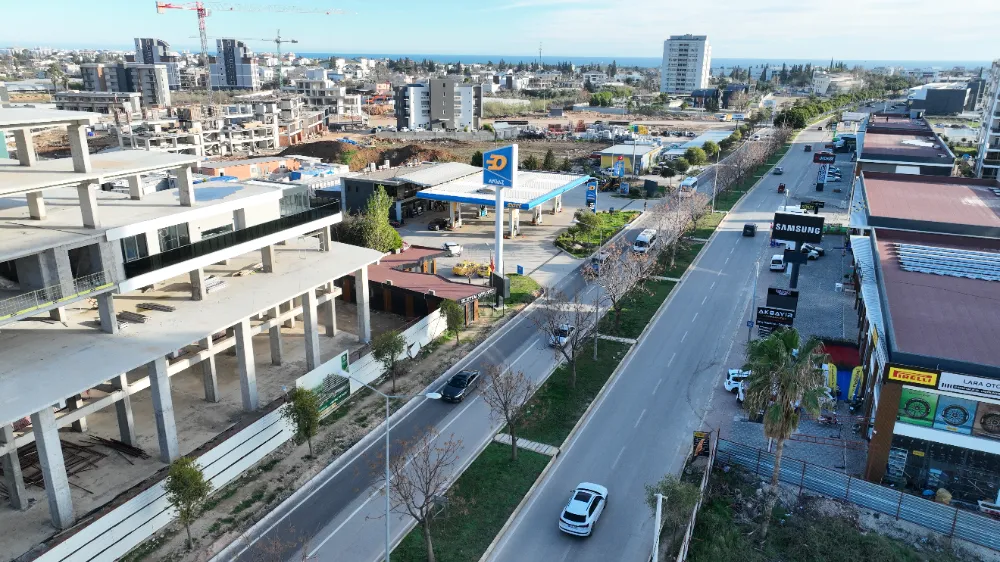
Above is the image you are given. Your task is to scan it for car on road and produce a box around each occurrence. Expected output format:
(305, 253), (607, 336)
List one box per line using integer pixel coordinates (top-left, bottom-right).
(452, 260), (478, 277)
(725, 369), (751, 393)
(742, 223), (757, 237)
(801, 243), (825, 256)
(773, 166), (784, 175)
(751, 134), (761, 141)
(428, 217), (452, 231)
(591, 251), (609, 273)
(549, 323), (576, 347)
(443, 242), (463, 257)
(633, 228), (658, 254)
(440, 369), (481, 402)
(804, 145), (812, 152)
(559, 483), (608, 537)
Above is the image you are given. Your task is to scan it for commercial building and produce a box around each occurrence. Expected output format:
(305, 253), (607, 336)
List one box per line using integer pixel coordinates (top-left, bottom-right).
(812, 71), (865, 96)
(394, 79), (483, 131)
(128, 38), (181, 90)
(80, 62), (172, 108)
(975, 60), (1000, 180)
(660, 34), (711, 93)
(906, 82), (971, 115)
(0, 107), (382, 541)
(341, 162), (481, 222)
(850, 172), (1000, 506)
(210, 39), (261, 91)
(54, 91), (143, 117)
(598, 144), (662, 174)
(857, 114), (955, 176)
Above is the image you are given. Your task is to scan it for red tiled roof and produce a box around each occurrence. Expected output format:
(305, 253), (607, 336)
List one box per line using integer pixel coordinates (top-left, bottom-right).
(370, 246), (494, 304)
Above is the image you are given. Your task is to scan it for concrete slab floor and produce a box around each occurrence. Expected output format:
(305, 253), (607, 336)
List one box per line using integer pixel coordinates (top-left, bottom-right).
(0, 296), (407, 560)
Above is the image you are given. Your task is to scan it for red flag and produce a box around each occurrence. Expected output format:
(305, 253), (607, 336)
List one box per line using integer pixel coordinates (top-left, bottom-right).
(490, 251), (495, 273)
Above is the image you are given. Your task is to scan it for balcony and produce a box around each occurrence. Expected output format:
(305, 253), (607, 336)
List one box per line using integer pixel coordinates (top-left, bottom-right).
(123, 202), (341, 279)
(0, 270), (115, 323)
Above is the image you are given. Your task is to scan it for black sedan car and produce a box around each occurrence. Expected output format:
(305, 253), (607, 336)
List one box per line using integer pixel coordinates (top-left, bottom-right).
(440, 369), (481, 402)
(428, 217), (452, 231)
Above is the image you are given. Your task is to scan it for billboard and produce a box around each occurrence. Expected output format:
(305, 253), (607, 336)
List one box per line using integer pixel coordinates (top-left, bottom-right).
(932, 394), (977, 434)
(973, 402), (1000, 440)
(766, 287), (799, 311)
(585, 181), (597, 213)
(756, 306), (794, 336)
(938, 372), (1000, 400)
(897, 387), (938, 427)
(296, 350), (351, 419)
(887, 366), (938, 388)
(771, 212), (824, 243)
(813, 152), (836, 164)
(483, 145), (517, 188)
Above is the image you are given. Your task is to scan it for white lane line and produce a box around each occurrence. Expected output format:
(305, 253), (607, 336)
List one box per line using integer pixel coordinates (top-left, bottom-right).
(634, 409), (647, 428)
(653, 379), (663, 395)
(681, 331), (688, 343)
(710, 281), (716, 290)
(692, 312), (699, 322)
(730, 247), (735, 254)
(611, 445), (627, 469)
(725, 257), (730, 264)
(702, 295), (708, 305)
(668, 352), (676, 367)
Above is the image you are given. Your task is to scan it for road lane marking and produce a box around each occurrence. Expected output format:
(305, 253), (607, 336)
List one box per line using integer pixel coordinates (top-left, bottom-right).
(702, 296), (708, 305)
(725, 257), (730, 264)
(653, 379), (663, 395)
(710, 281), (716, 290)
(611, 445), (627, 469)
(730, 247), (735, 254)
(681, 331), (688, 342)
(634, 409), (647, 428)
(668, 352), (676, 366)
(692, 312), (699, 322)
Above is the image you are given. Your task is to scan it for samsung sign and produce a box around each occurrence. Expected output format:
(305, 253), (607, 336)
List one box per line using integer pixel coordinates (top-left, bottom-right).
(772, 212), (824, 243)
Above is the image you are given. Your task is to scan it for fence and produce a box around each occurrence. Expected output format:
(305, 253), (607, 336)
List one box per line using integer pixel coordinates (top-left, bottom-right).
(0, 270), (115, 322)
(675, 435), (717, 562)
(375, 129), (518, 141)
(717, 439), (1000, 552)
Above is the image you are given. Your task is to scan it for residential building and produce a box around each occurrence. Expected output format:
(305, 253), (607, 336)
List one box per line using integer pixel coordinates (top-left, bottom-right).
(128, 38), (181, 90)
(210, 39), (261, 91)
(197, 156), (303, 181)
(582, 71), (608, 87)
(690, 88), (720, 109)
(394, 79), (483, 131)
(906, 83), (970, 115)
(660, 34), (711, 93)
(812, 71), (865, 96)
(54, 91), (142, 117)
(295, 79), (365, 126)
(849, 172), (1000, 505)
(0, 106), (383, 542)
(857, 113), (955, 176)
(975, 60), (1000, 180)
(79, 62), (172, 108)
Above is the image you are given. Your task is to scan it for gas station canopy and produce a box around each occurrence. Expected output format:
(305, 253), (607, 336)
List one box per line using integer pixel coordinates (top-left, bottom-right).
(416, 171), (591, 210)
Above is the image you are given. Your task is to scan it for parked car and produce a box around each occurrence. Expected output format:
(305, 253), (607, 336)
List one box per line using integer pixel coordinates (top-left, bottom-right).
(773, 166), (784, 175)
(826, 175), (843, 183)
(725, 369), (751, 393)
(549, 323), (576, 347)
(400, 127), (410, 132)
(800, 243), (825, 256)
(475, 263), (492, 278)
(452, 261), (478, 277)
(428, 217), (452, 231)
(443, 242), (463, 257)
(559, 483), (608, 537)
(440, 369), (481, 402)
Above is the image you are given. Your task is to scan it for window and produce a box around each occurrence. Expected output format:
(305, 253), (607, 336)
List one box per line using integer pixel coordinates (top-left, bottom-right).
(201, 224), (234, 240)
(121, 233), (149, 262)
(158, 223), (191, 252)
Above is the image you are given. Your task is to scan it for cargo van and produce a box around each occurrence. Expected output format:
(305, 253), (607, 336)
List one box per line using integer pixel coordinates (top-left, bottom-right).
(769, 254), (786, 271)
(633, 229), (658, 254)
(679, 177), (699, 191)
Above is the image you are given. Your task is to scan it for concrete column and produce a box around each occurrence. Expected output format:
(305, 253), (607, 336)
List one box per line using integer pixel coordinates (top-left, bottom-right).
(67, 124), (92, 173)
(50, 307), (68, 322)
(110, 374), (137, 446)
(77, 182), (100, 229)
(200, 338), (219, 403)
(189, 268), (206, 301)
(176, 165), (195, 207)
(148, 358), (179, 463)
(268, 307), (283, 365)
(0, 425), (29, 510)
(235, 319), (259, 412)
(282, 300), (297, 329)
(13, 128), (37, 166)
(27, 192), (46, 219)
(96, 293), (118, 334)
(322, 286), (337, 337)
(67, 394), (87, 433)
(319, 227), (331, 252)
(509, 208), (520, 238)
(449, 202), (457, 227)
(532, 206), (543, 225)
(260, 245), (275, 273)
(355, 267), (371, 343)
(127, 174), (144, 200)
(30, 408), (73, 529)
(233, 208), (248, 230)
(302, 290), (321, 371)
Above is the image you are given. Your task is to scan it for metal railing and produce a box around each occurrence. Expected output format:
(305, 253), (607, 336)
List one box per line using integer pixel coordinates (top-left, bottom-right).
(717, 438), (1000, 552)
(0, 270), (115, 321)
(124, 201), (341, 279)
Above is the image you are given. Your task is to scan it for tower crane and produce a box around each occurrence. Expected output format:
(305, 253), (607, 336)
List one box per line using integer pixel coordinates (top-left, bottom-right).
(154, 1), (345, 103)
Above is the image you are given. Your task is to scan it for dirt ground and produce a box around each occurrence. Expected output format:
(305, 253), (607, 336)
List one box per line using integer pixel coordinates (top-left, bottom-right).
(30, 128), (119, 158)
(129, 301), (536, 562)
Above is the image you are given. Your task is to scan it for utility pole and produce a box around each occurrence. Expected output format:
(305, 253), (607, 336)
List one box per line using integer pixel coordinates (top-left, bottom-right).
(747, 260), (759, 344)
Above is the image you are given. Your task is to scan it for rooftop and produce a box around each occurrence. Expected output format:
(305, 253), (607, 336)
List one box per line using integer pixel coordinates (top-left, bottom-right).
(416, 171), (591, 210)
(859, 131), (954, 165)
(0, 107), (99, 129)
(866, 114), (934, 134)
(862, 172), (1000, 238)
(371, 246), (494, 304)
(393, 162), (480, 187)
(199, 156), (304, 169)
(347, 163), (437, 183)
(599, 144), (660, 157)
(0, 151), (202, 197)
(875, 229), (1000, 373)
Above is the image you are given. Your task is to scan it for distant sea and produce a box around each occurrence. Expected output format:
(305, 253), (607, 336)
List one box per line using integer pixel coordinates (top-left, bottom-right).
(297, 53), (990, 71)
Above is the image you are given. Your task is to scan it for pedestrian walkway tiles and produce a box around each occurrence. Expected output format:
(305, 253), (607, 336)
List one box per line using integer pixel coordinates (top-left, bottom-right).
(493, 433), (560, 457)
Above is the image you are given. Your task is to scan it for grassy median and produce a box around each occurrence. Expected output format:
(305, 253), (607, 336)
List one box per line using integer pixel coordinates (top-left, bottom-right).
(598, 279), (677, 340)
(555, 210), (640, 258)
(505, 273), (542, 305)
(660, 242), (705, 279)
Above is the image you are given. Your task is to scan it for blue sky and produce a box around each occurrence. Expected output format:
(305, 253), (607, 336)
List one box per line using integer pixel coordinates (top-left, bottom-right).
(2, 0), (997, 60)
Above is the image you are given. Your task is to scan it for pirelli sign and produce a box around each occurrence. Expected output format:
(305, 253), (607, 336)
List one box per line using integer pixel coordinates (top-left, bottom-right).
(887, 366), (939, 388)
(771, 213), (824, 243)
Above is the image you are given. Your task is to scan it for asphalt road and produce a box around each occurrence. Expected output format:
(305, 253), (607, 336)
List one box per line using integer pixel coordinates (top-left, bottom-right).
(486, 125), (834, 562)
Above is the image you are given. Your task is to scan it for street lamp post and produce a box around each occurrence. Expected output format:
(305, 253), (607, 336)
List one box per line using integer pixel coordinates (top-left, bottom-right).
(345, 375), (441, 562)
(747, 260), (760, 344)
(711, 149), (721, 214)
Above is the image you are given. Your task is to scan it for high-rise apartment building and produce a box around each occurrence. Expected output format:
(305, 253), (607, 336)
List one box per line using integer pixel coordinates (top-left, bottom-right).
(660, 35), (711, 94)
(394, 79), (482, 131)
(210, 39), (261, 91)
(975, 60), (1000, 180)
(129, 38), (181, 90)
(79, 62), (171, 108)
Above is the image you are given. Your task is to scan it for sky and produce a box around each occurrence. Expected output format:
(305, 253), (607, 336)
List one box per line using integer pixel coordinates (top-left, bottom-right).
(2, 0), (999, 61)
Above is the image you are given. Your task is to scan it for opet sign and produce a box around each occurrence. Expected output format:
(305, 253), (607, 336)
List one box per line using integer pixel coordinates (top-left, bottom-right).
(483, 145), (518, 188)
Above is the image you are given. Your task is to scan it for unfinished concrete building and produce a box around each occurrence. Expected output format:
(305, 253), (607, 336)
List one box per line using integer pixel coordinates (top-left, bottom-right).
(114, 102), (280, 157)
(0, 107), (382, 555)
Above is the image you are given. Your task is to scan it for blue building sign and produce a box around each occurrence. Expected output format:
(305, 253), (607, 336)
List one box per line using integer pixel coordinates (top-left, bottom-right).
(483, 145), (517, 188)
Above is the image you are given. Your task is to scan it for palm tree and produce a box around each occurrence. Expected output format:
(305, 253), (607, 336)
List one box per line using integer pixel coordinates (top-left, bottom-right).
(742, 328), (829, 539)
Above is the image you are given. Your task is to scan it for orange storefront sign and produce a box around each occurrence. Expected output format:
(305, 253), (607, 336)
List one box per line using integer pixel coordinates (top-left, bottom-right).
(887, 366), (938, 387)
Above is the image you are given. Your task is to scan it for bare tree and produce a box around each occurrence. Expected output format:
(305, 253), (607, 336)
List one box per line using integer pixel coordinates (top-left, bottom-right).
(648, 195), (689, 270)
(531, 289), (596, 388)
(480, 364), (536, 461)
(374, 431), (462, 562)
(584, 240), (641, 334)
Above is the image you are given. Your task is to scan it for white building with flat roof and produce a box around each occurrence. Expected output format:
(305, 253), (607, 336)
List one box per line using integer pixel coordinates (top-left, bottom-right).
(660, 34), (711, 93)
(976, 60), (1000, 180)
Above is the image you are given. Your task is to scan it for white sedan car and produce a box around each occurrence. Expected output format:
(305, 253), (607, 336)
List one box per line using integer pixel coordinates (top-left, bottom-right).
(443, 242), (463, 257)
(548, 323), (576, 347)
(559, 482), (608, 536)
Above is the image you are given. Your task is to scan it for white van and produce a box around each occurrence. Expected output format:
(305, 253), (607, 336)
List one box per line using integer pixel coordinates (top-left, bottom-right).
(769, 254), (786, 271)
(633, 229), (658, 254)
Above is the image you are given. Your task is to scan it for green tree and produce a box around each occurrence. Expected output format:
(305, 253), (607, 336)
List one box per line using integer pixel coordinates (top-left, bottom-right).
(680, 101), (690, 110)
(360, 185), (403, 252)
(522, 154), (541, 171)
(644, 473), (700, 529)
(560, 157), (572, 172)
(165, 457), (212, 549)
(729, 129), (742, 142)
(440, 300), (465, 346)
(671, 157), (690, 174)
(718, 137), (734, 151)
(47, 63), (64, 92)
(283, 387), (321, 456)
(659, 166), (677, 179)
(481, 123), (494, 133)
(684, 147), (707, 166)
(704, 95), (720, 113)
(743, 328), (829, 539)
(542, 149), (557, 171)
(470, 150), (484, 167)
(701, 140), (720, 159)
(573, 209), (600, 236)
(372, 329), (407, 392)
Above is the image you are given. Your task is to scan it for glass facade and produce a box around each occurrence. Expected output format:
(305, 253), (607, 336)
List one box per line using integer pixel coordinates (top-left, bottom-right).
(885, 434), (1000, 507)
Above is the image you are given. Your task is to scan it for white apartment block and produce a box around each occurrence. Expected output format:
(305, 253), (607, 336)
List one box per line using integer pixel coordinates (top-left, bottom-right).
(660, 34), (711, 93)
(80, 62), (172, 108)
(395, 79), (483, 131)
(130, 38), (181, 90)
(54, 91), (142, 117)
(295, 79), (365, 124)
(210, 39), (261, 91)
(975, 60), (1000, 180)
(0, 107), (380, 542)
